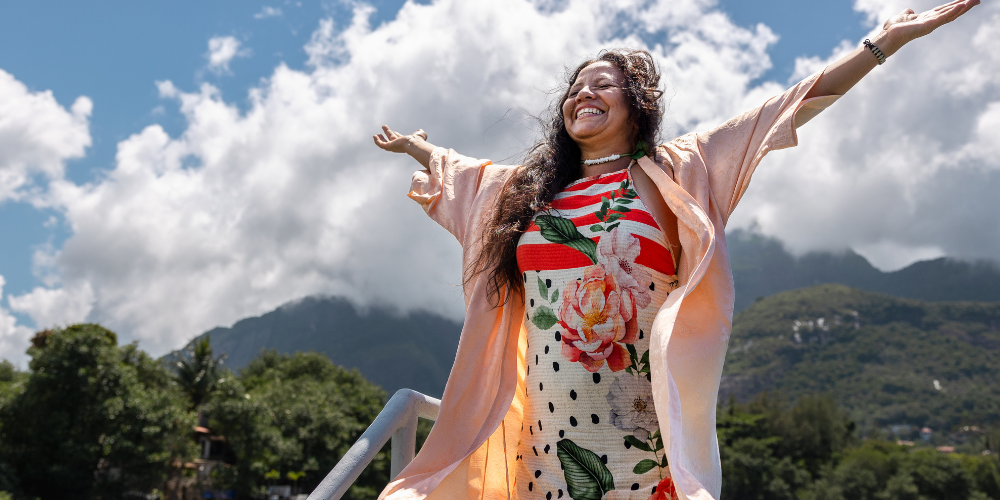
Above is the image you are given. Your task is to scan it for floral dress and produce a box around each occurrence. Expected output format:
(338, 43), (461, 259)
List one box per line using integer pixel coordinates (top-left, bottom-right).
(514, 164), (680, 500)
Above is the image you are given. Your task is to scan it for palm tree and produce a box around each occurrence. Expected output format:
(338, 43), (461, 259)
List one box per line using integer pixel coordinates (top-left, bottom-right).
(175, 335), (226, 409)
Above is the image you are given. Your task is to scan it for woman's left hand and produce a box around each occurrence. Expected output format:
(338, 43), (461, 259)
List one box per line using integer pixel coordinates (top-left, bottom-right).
(883, 0), (980, 48)
(802, 0), (980, 99)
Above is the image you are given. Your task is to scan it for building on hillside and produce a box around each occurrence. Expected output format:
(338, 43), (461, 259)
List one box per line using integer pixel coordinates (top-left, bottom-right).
(920, 427), (933, 442)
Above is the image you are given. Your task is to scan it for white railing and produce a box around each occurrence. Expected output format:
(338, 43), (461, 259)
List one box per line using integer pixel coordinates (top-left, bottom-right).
(308, 389), (441, 500)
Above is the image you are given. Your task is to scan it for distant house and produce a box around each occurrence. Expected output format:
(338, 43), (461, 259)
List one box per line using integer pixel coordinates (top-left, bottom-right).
(185, 412), (227, 478)
(920, 427), (933, 442)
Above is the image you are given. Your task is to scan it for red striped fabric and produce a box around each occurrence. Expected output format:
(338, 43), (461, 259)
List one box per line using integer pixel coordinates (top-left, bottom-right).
(524, 211), (660, 233)
(517, 168), (676, 278)
(559, 170), (628, 193)
(517, 236), (675, 276)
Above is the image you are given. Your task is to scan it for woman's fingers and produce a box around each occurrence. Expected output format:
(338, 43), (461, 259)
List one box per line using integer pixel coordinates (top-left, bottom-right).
(886, 0), (978, 38)
(381, 125), (399, 141)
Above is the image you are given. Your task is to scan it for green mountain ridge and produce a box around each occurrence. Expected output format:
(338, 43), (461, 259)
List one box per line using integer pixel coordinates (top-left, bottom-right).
(165, 296), (462, 398)
(721, 284), (1000, 437)
(728, 229), (1000, 312)
(167, 231), (1000, 412)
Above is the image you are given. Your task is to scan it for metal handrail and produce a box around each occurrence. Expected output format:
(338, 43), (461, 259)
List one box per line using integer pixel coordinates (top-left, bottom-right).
(308, 388), (441, 500)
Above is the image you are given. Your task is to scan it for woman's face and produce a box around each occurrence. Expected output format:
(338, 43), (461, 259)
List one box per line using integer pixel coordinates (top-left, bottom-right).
(562, 61), (632, 151)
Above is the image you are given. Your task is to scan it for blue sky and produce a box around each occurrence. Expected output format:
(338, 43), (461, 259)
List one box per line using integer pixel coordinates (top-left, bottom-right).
(0, 0), (994, 362)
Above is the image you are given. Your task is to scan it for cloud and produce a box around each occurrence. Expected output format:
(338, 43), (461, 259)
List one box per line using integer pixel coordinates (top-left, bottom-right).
(0, 276), (33, 367)
(205, 36), (251, 74)
(254, 6), (283, 19)
(8, 282), (94, 332)
(726, 0), (1000, 270)
(12, 0), (782, 356)
(0, 69), (91, 203)
(2, 0), (997, 361)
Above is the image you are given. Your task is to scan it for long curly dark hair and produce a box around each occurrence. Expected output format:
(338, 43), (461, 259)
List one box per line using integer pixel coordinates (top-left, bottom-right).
(469, 49), (665, 306)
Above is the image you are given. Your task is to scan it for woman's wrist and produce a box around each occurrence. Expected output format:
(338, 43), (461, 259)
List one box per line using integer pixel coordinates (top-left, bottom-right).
(871, 27), (907, 58)
(404, 135), (434, 169)
(404, 135), (426, 153)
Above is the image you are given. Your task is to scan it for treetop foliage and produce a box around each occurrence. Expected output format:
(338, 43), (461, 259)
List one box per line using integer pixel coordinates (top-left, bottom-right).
(0, 324), (192, 499)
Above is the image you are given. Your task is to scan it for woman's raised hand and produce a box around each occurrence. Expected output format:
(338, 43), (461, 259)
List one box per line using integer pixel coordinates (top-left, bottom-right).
(801, 0), (978, 100)
(373, 125), (428, 153)
(883, 0), (979, 45)
(373, 125), (434, 170)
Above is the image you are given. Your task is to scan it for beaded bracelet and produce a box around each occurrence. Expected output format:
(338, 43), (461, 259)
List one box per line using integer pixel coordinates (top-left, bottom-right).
(864, 39), (886, 65)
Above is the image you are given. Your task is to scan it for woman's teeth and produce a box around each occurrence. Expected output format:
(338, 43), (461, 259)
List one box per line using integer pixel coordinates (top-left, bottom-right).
(576, 108), (604, 119)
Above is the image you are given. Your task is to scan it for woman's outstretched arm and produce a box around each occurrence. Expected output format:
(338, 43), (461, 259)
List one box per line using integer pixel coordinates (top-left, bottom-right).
(373, 125), (435, 170)
(804, 0), (979, 100)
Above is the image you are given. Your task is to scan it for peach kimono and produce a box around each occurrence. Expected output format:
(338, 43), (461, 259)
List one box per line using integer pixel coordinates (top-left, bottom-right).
(381, 71), (839, 500)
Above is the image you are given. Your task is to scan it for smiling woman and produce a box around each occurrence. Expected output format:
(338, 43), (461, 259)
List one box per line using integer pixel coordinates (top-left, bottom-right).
(372, 2), (980, 499)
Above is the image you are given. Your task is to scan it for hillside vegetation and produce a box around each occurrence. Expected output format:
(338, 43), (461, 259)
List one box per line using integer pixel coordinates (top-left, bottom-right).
(722, 284), (1000, 436)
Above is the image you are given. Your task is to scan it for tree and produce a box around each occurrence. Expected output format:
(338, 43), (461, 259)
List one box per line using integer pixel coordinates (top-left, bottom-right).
(0, 360), (26, 494)
(204, 350), (389, 499)
(0, 325), (193, 499)
(174, 334), (226, 409)
(717, 398), (811, 500)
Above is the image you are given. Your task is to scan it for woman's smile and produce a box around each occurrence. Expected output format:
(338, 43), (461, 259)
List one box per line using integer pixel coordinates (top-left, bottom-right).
(575, 106), (605, 120)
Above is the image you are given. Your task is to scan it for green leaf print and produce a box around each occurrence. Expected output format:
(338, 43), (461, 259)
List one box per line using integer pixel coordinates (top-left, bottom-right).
(537, 276), (549, 301)
(624, 435), (652, 452)
(535, 215), (598, 264)
(633, 459), (658, 475)
(660, 453), (669, 468)
(616, 199), (633, 205)
(556, 439), (615, 500)
(629, 140), (648, 160)
(606, 222), (620, 232)
(589, 224), (604, 233)
(626, 344), (639, 368)
(550, 288), (559, 304)
(531, 305), (559, 330)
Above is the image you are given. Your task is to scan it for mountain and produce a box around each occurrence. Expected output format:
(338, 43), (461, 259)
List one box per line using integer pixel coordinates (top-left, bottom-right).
(728, 229), (1000, 312)
(720, 283), (1000, 436)
(166, 231), (1000, 401)
(168, 296), (462, 398)
(729, 229), (1000, 312)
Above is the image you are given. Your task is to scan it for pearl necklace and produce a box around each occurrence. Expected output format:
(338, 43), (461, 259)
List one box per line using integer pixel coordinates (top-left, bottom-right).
(581, 153), (630, 166)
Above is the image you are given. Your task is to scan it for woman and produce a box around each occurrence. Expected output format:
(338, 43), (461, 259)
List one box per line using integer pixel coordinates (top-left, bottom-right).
(373, 2), (979, 499)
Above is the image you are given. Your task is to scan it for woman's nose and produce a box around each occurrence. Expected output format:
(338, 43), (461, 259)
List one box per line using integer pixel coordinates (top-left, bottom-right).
(575, 86), (596, 101)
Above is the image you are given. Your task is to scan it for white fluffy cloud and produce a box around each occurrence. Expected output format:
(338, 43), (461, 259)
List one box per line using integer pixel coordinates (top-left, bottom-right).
(1, 0), (997, 359)
(206, 36), (250, 74)
(0, 69), (91, 203)
(727, 0), (1000, 270)
(0, 276), (33, 366)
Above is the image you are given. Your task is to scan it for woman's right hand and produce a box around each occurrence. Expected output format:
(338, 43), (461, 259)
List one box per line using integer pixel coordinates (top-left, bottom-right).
(373, 125), (427, 153)
(373, 125), (433, 169)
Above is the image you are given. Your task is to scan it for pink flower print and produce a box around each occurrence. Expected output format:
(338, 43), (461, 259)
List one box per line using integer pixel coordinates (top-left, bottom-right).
(598, 227), (652, 305)
(597, 226), (652, 320)
(558, 264), (637, 372)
